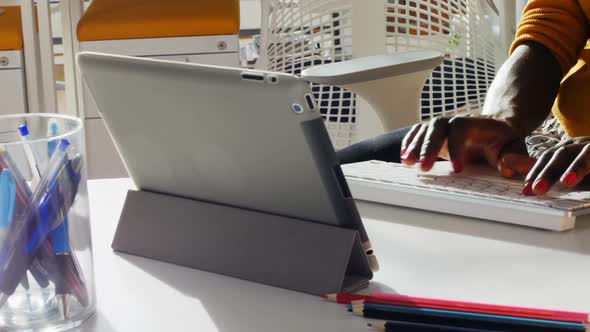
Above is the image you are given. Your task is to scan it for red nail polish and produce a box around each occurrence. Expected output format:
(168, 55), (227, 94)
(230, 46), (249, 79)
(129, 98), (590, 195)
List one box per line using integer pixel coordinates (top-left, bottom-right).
(522, 181), (534, 196)
(402, 151), (417, 162)
(533, 178), (550, 194)
(561, 172), (577, 187)
(400, 147), (407, 157)
(420, 156), (433, 171)
(452, 160), (463, 173)
(504, 168), (515, 178)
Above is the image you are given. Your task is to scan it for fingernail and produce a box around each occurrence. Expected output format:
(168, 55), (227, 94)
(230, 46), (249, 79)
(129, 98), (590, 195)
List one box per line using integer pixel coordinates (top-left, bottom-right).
(500, 167), (515, 178)
(402, 151), (417, 162)
(505, 168), (515, 178)
(522, 181), (534, 196)
(400, 147), (407, 157)
(561, 171), (577, 187)
(452, 160), (463, 173)
(533, 178), (550, 194)
(419, 156), (434, 171)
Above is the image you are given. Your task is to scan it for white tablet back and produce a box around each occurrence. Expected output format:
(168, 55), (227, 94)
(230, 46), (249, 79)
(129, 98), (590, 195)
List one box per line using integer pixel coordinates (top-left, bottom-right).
(78, 52), (360, 229)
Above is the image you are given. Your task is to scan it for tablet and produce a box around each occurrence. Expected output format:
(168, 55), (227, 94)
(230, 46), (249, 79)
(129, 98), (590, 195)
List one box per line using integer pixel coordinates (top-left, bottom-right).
(78, 52), (378, 271)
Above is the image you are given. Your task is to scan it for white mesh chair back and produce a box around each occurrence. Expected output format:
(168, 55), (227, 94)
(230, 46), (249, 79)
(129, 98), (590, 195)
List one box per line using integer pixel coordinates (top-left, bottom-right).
(386, 0), (497, 120)
(259, 0), (355, 149)
(259, 0), (497, 149)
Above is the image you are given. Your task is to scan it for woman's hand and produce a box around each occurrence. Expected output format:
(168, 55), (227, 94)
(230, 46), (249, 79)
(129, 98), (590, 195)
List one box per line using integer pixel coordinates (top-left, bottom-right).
(522, 137), (590, 195)
(401, 41), (563, 183)
(400, 115), (524, 173)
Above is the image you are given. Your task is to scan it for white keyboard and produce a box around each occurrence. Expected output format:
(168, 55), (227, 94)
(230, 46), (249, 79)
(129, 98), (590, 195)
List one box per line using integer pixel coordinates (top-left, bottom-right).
(342, 161), (590, 231)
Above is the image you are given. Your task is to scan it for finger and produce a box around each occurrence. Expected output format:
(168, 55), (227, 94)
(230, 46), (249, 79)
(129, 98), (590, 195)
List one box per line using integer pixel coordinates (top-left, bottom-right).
(401, 124), (422, 157)
(499, 153), (536, 178)
(561, 144), (590, 187)
(498, 140), (535, 178)
(497, 159), (516, 179)
(402, 124), (428, 166)
(419, 117), (450, 172)
(446, 117), (470, 173)
(531, 147), (577, 195)
(523, 149), (555, 195)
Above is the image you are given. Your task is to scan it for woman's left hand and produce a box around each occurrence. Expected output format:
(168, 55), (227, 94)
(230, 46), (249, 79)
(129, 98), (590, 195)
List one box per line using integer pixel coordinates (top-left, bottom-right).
(514, 137), (590, 195)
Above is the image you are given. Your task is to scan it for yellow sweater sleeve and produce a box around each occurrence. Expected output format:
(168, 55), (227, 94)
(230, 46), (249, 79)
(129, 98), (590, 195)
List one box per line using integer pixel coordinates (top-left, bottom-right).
(510, 0), (589, 75)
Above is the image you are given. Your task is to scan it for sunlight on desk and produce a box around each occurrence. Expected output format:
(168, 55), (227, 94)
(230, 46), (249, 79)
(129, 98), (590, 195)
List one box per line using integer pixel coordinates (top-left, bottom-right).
(80, 178), (590, 332)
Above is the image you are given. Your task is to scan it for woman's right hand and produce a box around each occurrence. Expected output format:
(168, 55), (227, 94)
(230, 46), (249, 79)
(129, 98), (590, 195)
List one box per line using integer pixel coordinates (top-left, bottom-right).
(400, 115), (532, 175)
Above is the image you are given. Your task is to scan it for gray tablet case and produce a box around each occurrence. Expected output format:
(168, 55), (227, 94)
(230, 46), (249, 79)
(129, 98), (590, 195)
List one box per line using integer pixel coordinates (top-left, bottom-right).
(78, 52), (374, 295)
(113, 190), (372, 294)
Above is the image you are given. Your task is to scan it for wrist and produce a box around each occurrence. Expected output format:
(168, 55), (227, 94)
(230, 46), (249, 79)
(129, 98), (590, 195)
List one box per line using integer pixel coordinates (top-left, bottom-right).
(486, 110), (537, 138)
(483, 41), (562, 137)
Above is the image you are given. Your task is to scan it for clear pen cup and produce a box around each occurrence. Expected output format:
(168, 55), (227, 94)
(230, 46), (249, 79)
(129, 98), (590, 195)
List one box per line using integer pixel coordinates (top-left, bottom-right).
(0, 114), (95, 331)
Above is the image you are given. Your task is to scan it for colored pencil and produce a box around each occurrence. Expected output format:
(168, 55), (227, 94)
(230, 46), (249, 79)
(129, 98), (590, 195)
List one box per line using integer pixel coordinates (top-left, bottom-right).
(323, 292), (589, 323)
(351, 303), (587, 332)
(352, 303), (586, 330)
(321, 293), (367, 304)
(368, 320), (502, 332)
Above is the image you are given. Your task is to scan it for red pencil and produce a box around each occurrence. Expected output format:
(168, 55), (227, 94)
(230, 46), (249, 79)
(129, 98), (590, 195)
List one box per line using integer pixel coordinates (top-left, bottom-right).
(321, 293), (368, 304)
(322, 293), (589, 323)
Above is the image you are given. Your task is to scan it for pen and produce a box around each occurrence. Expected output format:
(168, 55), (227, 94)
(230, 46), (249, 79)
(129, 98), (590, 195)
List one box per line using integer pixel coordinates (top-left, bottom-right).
(18, 125), (41, 188)
(14, 125), (62, 291)
(0, 170), (36, 292)
(0, 149), (51, 293)
(18, 124), (72, 293)
(47, 121), (59, 157)
(0, 170), (16, 244)
(47, 122), (72, 317)
(47, 123), (88, 317)
(0, 140), (72, 307)
(48, 154), (88, 318)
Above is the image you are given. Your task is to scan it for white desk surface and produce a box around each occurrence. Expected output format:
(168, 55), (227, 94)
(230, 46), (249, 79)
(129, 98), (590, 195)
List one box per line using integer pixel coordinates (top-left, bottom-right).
(76, 178), (590, 332)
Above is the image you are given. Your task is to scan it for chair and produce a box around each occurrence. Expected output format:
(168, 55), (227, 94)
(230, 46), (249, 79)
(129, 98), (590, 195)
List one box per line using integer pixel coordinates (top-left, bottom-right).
(259, 0), (499, 146)
(76, 0), (241, 179)
(0, 6), (27, 116)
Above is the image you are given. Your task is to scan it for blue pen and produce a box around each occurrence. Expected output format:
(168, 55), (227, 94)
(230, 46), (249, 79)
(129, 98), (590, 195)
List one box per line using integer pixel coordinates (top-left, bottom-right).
(352, 303), (587, 330)
(18, 125), (42, 188)
(47, 121), (85, 319)
(47, 122), (70, 257)
(23, 140), (72, 255)
(44, 154), (88, 318)
(0, 152), (52, 292)
(0, 170), (36, 293)
(47, 121), (59, 157)
(16, 125), (64, 291)
(0, 140), (72, 307)
(0, 147), (54, 298)
(0, 170), (16, 244)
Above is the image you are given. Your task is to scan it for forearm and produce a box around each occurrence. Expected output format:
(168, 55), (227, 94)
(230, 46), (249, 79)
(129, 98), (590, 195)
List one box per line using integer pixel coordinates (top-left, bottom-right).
(483, 41), (562, 137)
(337, 126), (413, 164)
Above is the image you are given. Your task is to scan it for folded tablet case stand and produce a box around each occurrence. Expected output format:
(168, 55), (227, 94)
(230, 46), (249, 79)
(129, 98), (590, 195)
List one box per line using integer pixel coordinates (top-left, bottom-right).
(112, 189), (373, 295)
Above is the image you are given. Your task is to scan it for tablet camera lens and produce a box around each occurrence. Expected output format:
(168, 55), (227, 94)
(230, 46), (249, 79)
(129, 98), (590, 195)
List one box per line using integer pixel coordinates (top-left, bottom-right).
(292, 104), (304, 114)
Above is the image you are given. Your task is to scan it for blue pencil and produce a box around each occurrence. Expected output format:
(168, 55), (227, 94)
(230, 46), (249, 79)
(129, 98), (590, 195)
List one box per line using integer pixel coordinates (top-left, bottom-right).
(350, 303), (587, 331)
(350, 303), (586, 329)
